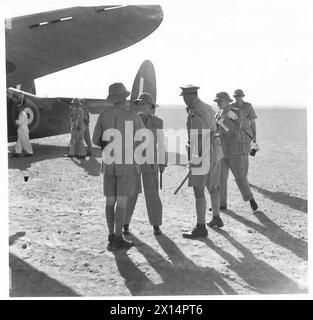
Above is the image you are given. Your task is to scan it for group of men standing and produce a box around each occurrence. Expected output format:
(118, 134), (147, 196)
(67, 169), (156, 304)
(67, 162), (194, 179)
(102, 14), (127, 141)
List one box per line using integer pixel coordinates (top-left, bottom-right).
(91, 82), (259, 250)
(65, 98), (93, 159)
(180, 85), (258, 239)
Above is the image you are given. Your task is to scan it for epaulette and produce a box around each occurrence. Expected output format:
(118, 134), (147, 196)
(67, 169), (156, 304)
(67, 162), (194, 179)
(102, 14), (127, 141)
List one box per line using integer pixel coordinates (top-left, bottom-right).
(151, 115), (163, 128)
(188, 108), (197, 117)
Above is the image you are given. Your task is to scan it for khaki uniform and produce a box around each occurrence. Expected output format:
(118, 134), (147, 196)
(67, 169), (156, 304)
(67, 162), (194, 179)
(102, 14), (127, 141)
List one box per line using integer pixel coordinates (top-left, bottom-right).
(231, 101), (257, 176)
(68, 104), (86, 157)
(125, 112), (166, 226)
(186, 98), (223, 190)
(92, 104), (144, 197)
(218, 106), (254, 206)
(82, 105), (93, 154)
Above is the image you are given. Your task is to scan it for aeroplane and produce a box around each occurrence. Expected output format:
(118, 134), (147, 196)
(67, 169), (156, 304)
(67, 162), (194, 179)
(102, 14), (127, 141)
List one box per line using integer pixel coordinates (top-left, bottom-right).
(6, 5), (163, 142)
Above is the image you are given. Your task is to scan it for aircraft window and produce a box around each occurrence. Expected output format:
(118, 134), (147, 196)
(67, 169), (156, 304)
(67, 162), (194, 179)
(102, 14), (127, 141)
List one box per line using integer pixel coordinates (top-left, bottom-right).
(51, 17), (73, 23)
(96, 5), (126, 13)
(30, 21), (49, 28)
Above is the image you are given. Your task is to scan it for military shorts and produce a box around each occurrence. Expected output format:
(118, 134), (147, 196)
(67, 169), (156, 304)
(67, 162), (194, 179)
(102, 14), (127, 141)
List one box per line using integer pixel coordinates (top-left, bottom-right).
(188, 160), (221, 192)
(103, 174), (142, 197)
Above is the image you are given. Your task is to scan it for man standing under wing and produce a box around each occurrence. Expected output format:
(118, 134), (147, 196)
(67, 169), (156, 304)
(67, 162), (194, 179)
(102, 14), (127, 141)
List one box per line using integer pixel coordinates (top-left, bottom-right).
(124, 92), (166, 236)
(92, 83), (144, 251)
(214, 92), (258, 212)
(180, 85), (224, 239)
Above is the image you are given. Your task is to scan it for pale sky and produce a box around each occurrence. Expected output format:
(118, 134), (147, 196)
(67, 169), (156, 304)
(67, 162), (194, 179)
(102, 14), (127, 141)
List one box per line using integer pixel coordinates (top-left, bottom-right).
(1, 0), (313, 107)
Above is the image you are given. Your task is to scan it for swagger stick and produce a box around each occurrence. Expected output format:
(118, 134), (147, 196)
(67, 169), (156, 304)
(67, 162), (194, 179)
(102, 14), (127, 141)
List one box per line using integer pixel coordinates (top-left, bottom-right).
(174, 171), (190, 195)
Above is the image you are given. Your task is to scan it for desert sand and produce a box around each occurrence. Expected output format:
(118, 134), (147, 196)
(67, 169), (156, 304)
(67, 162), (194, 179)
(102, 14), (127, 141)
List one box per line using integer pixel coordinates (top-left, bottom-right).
(8, 108), (308, 296)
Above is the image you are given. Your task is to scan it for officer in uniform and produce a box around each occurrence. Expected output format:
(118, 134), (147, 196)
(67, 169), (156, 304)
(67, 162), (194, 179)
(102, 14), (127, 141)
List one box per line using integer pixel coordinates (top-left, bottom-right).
(214, 92), (258, 211)
(80, 99), (93, 156)
(65, 98), (87, 159)
(231, 89), (257, 176)
(92, 83), (144, 251)
(180, 85), (224, 239)
(124, 92), (166, 236)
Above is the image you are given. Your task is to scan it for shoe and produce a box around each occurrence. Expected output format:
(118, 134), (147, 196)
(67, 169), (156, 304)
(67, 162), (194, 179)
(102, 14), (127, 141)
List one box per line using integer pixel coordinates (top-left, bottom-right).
(153, 225), (162, 236)
(123, 224), (130, 236)
(209, 206), (227, 212)
(64, 154), (73, 158)
(24, 153), (33, 157)
(207, 216), (224, 228)
(86, 151), (92, 156)
(76, 155), (86, 159)
(107, 234), (114, 251)
(249, 199), (258, 211)
(112, 235), (134, 250)
(182, 225), (208, 239)
(11, 153), (21, 158)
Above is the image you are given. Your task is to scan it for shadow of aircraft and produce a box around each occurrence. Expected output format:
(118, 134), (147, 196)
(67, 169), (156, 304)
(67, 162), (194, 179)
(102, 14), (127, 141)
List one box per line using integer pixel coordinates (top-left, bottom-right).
(9, 253), (80, 297)
(9, 232), (26, 246)
(250, 184), (307, 213)
(223, 209), (307, 261)
(8, 143), (102, 174)
(116, 233), (237, 295)
(201, 229), (307, 294)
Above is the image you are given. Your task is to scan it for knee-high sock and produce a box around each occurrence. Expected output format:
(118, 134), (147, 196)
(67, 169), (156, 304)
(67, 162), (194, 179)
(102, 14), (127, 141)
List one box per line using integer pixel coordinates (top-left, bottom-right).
(105, 205), (115, 235)
(125, 193), (138, 225)
(210, 188), (220, 217)
(115, 206), (127, 237)
(195, 197), (206, 225)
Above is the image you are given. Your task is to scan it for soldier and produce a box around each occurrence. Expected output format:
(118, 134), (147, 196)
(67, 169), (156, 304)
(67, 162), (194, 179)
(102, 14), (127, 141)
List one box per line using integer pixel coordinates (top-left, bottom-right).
(124, 92), (166, 236)
(12, 103), (33, 157)
(232, 89), (257, 176)
(214, 92), (258, 211)
(180, 85), (224, 239)
(92, 83), (144, 250)
(80, 99), (93, 156)
(65, 98), (86, 159)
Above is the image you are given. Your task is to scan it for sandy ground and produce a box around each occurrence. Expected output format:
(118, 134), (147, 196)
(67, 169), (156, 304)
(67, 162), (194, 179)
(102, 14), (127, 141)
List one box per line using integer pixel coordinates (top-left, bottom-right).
(8, 113), (308, 297)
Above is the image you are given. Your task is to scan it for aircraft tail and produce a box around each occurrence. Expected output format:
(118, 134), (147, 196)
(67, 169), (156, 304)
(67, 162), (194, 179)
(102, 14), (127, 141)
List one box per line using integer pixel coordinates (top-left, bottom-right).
(130, 60), (157, 112)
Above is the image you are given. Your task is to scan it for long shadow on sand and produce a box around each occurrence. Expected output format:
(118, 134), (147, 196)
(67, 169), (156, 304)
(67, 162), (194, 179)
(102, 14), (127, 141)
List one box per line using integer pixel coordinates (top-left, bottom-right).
(9, 253), (80, 297)
(250, 184), (307, 213)
(200, 229), (306, 294)
(113, 233), (237, 296)
(223, 210), (307, 261)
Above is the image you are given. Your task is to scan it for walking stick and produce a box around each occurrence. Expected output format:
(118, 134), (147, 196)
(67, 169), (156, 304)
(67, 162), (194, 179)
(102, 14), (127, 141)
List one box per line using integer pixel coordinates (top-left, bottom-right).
(174, 171), (190, 195)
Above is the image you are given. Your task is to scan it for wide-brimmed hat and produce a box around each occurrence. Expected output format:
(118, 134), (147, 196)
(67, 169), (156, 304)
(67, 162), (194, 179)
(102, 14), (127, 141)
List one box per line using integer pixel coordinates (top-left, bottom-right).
(214, 92), (233, 102)
(134, 92), (158, 108)
(70, 98), (81, 105)
(233, 89), (245, 97)
(179, 84), (200, 96)
(106, 82), (130, 103)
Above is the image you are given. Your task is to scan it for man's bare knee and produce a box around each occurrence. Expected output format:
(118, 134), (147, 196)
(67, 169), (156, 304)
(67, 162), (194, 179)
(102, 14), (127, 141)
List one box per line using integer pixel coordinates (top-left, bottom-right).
(208, 185), (219, 194)
(106, 196), (116, 206)
(116, 196), (128, 208)
(193, 186), (205, 198)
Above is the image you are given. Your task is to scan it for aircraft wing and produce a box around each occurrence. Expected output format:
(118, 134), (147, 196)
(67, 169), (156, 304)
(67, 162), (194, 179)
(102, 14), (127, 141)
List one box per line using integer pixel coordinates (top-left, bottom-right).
(6, 5), (163, 87)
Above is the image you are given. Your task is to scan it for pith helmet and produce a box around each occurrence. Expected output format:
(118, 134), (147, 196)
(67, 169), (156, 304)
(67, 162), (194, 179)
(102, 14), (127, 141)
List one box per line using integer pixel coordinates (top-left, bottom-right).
(214, 92), (233, 102)
(179, 84), (200, 96)
(233, 89), (245, 97)
(106, 83), (130, 103)
(134, 92), (158, 108)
